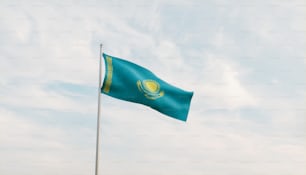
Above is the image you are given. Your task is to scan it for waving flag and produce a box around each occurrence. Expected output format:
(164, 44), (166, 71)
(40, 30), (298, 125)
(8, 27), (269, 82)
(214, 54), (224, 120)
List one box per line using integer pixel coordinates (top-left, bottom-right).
(101, 53), (193, 121)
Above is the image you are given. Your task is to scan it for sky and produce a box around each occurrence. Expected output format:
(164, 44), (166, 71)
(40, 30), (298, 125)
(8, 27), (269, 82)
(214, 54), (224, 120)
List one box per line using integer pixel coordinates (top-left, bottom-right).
(0, 0), (305, 174)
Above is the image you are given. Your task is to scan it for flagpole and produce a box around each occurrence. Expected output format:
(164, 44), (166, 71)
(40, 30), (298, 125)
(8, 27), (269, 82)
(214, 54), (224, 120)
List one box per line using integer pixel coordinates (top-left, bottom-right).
(95, 44), (103, 175)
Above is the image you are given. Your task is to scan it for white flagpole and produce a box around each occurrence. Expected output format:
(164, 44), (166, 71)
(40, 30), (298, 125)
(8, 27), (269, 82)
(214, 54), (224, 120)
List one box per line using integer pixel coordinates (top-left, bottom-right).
(95, 44), (103, 175)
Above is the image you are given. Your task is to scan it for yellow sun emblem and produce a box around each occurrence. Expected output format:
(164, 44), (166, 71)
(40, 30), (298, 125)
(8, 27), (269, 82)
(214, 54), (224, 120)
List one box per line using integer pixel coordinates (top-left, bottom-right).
(137, 79), (164, 100)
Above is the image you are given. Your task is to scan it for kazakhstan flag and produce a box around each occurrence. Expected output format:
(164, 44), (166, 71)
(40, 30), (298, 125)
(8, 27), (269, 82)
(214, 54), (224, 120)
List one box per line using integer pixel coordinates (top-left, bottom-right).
(101, 53), (193, 121)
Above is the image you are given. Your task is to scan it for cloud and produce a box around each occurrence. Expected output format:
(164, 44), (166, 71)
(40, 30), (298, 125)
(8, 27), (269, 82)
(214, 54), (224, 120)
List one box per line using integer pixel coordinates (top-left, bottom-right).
(185, 51), (258, 111)
(0, 108), (95, 175)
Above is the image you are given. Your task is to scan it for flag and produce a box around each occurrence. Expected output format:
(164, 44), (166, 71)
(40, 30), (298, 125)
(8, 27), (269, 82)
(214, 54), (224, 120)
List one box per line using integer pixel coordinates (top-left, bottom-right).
(101, 53), (193, 121)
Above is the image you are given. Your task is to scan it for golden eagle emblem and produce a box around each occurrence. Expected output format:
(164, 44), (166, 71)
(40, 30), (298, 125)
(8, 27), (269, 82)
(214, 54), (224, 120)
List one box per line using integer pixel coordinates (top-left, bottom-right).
(137, 79), (164, 100)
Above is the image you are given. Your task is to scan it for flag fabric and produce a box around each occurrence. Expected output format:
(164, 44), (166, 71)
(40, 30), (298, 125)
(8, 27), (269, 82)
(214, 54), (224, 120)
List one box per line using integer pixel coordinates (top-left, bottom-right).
(101, 53), (193, 121)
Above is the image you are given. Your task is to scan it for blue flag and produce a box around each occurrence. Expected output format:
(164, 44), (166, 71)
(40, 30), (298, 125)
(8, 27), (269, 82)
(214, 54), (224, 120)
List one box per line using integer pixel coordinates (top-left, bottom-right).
(101, 53), (193, 121)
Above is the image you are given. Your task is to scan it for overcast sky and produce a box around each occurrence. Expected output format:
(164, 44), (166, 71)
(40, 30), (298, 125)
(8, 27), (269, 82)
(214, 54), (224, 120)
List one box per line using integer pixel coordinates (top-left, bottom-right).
(0, 0), (305, 175)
